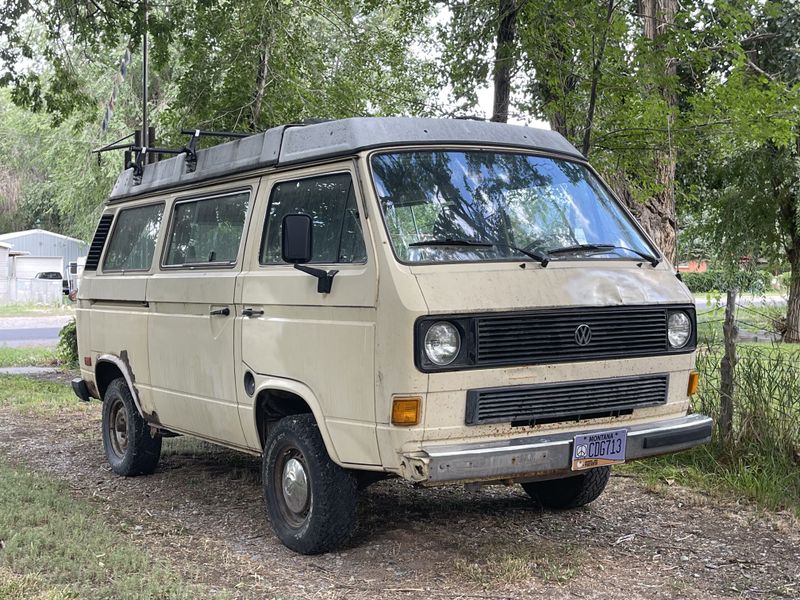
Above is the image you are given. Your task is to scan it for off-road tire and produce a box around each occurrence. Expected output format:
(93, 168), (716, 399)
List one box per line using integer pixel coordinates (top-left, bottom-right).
(521, 466), (611, 509)
(263, 414), (358, 554)
(101, 378), (161, 476)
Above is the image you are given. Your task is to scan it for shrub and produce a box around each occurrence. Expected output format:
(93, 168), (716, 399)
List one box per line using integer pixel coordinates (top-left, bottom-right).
(681, 270), (773, 294)
(57, 319), (78, 368)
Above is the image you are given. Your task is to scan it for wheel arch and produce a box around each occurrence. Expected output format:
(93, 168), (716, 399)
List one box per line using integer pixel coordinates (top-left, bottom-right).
(95, 354), (144, 417)
(251, 378), (340, 465)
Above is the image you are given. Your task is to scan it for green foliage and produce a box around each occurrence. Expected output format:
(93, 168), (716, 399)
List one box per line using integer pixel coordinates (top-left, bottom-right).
(681, 270), (774, 294)
(624, 341), (800, 515)
(0, 460), (204, 598)
(0, 375), (83, 415)
(0, 346), (57, 368)
(56, 319), (78, 368)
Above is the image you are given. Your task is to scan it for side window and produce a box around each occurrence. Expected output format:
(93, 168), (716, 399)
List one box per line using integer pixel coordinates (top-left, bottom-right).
(261, 173), (367, 264)
(103, 203), (164, 271)
(164, 191), (250, 266)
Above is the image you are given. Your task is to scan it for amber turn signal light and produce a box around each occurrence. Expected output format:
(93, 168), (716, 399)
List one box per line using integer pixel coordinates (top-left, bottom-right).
(687, 371), (699, 396)
(391, 396), (421, 426)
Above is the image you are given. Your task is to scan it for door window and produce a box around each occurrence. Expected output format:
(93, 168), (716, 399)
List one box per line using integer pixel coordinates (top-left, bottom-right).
(164, 191), (250, 266)
(103, 203), (164, 271)
(261, 173), (367, 264)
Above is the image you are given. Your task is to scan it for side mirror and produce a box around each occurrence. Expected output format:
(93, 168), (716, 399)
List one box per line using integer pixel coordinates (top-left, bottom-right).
(282, 213), (313, 264)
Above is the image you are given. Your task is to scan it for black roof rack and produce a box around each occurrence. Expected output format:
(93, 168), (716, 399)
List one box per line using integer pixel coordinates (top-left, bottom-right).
(107, 117), (584, 202)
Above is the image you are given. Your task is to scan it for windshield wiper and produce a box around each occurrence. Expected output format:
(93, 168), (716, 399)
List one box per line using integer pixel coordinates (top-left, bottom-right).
(408, 238), (550, 267)
(546, 243), (660, 267)
(492, 242), (550, 267)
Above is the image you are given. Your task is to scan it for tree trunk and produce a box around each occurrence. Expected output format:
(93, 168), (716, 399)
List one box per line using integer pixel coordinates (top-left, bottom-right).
(785, 249), (800, 342)
(491, 0), (518, 123)
(581, 0), (616, 157)
(251, 33), (273, 129)
(636, 0), (678, 264)
(719, 289), (738, 449)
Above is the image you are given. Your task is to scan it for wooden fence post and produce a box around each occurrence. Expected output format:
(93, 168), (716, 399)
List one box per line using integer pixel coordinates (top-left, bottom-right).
(719, 289), (738, 449)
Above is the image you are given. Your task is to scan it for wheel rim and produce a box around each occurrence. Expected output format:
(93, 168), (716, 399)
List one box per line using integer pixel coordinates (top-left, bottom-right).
(274, 448), (310, 527)
(107, 397), (129, 458)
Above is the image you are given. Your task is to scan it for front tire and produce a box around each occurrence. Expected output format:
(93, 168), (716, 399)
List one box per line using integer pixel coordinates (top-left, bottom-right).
(263, 414), (358, 554)
(521, 466), (611, 509)
(101, 378), (161, 476)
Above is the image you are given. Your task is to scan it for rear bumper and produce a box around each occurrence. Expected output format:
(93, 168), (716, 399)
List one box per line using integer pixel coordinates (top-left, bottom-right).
(401, 413), (712, 484)
(71, 378), (92, 403)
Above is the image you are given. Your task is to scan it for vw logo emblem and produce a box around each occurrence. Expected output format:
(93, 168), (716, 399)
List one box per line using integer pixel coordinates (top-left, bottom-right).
(574, 324), (592, 346)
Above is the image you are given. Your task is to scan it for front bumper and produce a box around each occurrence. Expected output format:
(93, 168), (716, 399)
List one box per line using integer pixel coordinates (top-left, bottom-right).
(401, 413), (712, 484)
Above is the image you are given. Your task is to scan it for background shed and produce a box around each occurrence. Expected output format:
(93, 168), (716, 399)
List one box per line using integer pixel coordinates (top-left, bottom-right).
(0, 229), (88, 267)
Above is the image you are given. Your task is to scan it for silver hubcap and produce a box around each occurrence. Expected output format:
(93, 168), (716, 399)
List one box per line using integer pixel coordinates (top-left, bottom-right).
(282, 457), (309, 514)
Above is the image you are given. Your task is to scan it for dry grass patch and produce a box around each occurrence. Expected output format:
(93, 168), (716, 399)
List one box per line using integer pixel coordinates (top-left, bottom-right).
(454, 542), (583, 586)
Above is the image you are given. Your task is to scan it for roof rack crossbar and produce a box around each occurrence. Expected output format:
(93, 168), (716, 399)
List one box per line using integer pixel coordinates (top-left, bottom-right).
(179, 129), (251, 139)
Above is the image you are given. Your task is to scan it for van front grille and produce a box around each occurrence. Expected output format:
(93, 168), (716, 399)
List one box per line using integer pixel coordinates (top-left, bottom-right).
(475, 306), (669, 366)
(465, 374), (669, 425)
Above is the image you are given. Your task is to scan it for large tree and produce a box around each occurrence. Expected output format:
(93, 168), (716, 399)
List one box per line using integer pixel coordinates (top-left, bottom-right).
(437, 0), (684, 262)
(680, 0), (800, 340)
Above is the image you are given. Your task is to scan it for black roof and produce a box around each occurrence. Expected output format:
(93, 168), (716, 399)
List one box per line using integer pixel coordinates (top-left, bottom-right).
(108, 117), (584, 202)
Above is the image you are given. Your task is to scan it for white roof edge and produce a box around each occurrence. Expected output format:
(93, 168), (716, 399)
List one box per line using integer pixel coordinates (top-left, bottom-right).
(0, 228), (87, 244)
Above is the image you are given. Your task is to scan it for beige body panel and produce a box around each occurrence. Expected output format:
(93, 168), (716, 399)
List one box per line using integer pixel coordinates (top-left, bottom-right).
(235, 162), (381, 466)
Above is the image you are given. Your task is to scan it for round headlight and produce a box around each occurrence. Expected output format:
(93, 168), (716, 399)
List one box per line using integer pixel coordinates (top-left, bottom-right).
(424, 321), (461, 366)
(668, 311), (691, 348)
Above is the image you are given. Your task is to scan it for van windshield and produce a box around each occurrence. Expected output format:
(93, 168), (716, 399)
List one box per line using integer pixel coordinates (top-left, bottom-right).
(370, 150), (655, 264)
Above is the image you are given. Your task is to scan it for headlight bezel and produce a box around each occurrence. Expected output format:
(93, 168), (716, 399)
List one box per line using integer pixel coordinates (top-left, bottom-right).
(667, 309), (693, 349)
(415, 317), (472, 371)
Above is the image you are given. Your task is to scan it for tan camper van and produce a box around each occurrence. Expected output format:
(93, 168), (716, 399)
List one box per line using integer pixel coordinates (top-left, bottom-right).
(73, 118), (711, 554)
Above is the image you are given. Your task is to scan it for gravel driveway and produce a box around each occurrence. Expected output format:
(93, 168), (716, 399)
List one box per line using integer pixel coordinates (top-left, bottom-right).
(0, 400), (797, 599)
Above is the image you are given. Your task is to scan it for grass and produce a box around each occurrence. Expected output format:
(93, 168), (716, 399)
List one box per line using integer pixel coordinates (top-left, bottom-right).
(624, 339), (800, 516)
(0, 347), (59, 368)
(0, 460), (209, 599)
(0, 376), (84, 415)
(0, 303), (73, 317)
(620, 444), (800, 516)
(697, 303), (785, 343)
(453, 543), (583, 586)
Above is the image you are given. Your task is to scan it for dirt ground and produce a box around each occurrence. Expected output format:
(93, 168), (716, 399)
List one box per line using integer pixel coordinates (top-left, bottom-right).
(0, 395), (798, 599)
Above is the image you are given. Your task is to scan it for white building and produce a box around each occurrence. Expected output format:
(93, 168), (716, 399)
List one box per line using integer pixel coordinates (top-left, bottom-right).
(0, 229), (88, 266)
(0, 229), (89, 304)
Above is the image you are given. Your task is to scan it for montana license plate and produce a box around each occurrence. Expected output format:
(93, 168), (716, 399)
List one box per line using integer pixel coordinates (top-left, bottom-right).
(571, 429), (627, 471)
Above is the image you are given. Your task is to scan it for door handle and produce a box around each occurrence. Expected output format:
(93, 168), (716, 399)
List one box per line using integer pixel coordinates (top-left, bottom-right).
(209, 307), (230, 316)
(241, 308), (264, 318)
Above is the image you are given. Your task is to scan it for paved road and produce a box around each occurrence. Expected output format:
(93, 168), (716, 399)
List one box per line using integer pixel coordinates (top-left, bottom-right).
(0, 327), (62, 347)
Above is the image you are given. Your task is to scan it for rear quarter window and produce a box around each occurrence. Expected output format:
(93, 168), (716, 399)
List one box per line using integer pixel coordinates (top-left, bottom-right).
(103, 203), (164, 272)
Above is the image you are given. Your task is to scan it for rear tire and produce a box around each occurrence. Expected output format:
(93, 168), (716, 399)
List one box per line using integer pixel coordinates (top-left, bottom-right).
(521, 466), (611, 509)
(263, 414), (358, 554)
(101, 378), (161, 476)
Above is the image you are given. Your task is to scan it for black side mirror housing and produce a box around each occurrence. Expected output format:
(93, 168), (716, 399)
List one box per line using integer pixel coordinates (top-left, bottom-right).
(282, 213), (313, 264)
(281, 212), (338, 294)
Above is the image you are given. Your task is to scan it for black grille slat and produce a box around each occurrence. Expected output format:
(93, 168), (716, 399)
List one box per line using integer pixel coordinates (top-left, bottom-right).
(466, 375), (669, 425)
(84, 214), (114, 271)
(475, 306), (669, 366)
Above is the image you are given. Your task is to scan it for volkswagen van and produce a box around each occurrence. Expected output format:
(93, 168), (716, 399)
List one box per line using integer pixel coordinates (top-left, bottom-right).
(73, 117), (711, 554)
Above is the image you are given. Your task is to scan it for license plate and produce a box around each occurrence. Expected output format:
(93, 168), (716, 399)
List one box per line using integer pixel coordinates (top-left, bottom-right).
(571, 429), (627, 471)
